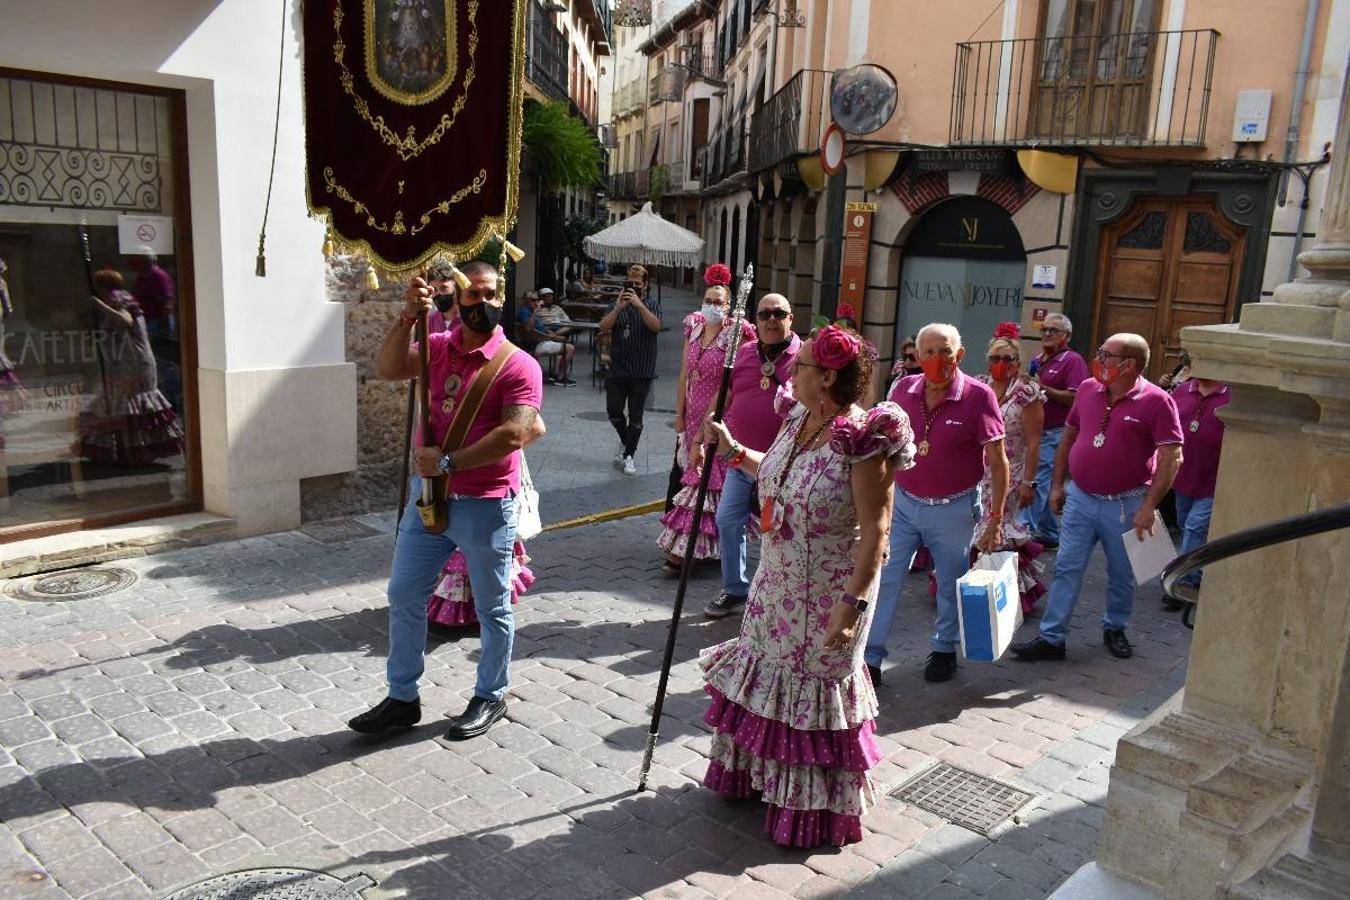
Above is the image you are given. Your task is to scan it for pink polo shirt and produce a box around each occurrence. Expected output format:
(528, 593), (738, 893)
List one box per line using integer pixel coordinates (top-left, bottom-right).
(1066, 377), (1183, 496)
(724, 335), (801, 452)
(418, 325), (544, 498)
(1171, 381), (1229, 498)
(889, 371), (1004, 499)
(1035, 347), (1090, 430)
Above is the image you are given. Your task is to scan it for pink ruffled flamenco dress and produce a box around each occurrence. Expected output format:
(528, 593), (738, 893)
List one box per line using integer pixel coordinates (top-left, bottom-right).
(657, 313), (754, 563)
(425, 542), (534, 627)
(700, 396), (915, 848)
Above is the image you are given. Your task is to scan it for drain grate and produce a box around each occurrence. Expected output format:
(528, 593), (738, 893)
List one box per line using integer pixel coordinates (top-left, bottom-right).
(890, 763), (1033, 835)
(300, 519), (380, 544)
(5, 567), (138, 603)
(163, 868), (374, 900)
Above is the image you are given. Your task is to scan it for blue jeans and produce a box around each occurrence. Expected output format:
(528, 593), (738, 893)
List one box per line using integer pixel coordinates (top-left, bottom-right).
(1021, 426), (1064, 543)
(1174, 492), (1213, 587)
(1039, 483), (1144, 645)
(387, 478), (518, 703)
(865, 489), (977, 662)
(716, 466), (756, 598)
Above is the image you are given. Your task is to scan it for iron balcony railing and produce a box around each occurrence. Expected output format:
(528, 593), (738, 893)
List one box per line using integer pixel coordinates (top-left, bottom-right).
(636, 166), (650, 197)
(609, 170), (637, 199)
(684, 43), (720, 80)
(748, 68), (831, 174)
(700, 123), (748, 188)
(951, 29), (1219, 147)
(526, 0), (569, 101)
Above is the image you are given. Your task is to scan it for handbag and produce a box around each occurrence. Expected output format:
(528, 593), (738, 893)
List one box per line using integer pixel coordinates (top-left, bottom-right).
(955, 552), (1022, 662)
(665, 434), (684, 514)
(516, 452), (542, 540)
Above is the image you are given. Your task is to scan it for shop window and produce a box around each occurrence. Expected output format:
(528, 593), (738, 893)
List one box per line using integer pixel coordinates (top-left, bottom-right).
(0, 73), (196, 540)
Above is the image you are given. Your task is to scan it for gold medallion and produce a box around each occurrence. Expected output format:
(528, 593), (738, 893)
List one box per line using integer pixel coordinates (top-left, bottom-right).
(1093, 432), (1106, 448)
(917, 439), (930, 457)
(760, 376), (771, 391)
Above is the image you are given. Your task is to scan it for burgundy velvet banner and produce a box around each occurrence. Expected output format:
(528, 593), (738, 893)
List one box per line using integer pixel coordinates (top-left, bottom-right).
(303, 0), (526, 271)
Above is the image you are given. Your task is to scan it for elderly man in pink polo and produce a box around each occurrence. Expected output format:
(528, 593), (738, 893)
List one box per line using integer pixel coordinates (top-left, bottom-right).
(864, 323), (1009, 683)
(1011, 332), (1183, 662)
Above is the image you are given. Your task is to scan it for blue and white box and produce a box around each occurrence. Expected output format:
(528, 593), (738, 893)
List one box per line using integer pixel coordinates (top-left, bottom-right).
(956, 552), (1022, 662)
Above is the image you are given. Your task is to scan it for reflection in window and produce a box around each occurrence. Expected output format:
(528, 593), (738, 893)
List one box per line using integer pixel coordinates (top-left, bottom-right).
(1183, 212), (1232, 254)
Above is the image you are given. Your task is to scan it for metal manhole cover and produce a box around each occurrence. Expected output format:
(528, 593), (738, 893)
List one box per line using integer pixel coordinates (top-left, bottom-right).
(300, 519), (380, 544)
(5, 567), (138, 602)
(890, 763), (1033, 835)
(163, 868), (374, 900)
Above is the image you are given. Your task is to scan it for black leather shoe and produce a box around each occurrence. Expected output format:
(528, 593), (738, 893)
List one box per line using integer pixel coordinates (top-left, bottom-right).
(703, 592), (747, 619)
(924, 652), (958, 682)
(444, 696), (507, 741)
(347, 697), (421, 734)
(1009, 636), (1067, 661)
(1103, 629), (1134, 659)
(866, 664), (882, 686)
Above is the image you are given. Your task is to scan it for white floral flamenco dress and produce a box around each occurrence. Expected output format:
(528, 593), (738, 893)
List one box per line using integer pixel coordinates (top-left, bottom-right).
(700, 393), (915, 848)
(426, 543), (533, 627)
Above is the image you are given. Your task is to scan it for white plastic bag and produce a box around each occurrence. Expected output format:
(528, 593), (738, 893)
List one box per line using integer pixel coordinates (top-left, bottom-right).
(956, 552), (1022, 662)
(515, 452), (542, 540)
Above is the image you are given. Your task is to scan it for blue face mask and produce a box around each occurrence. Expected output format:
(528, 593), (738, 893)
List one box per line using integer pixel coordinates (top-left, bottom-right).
(701, 303), (725, 326)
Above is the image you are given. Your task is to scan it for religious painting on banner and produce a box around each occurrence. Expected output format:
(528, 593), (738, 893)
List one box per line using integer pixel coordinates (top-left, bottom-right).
(303, 0), (527, 271)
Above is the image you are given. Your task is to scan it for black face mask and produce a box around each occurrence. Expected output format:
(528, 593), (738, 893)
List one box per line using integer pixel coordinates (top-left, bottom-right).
(904, 365), (923, 376)
(761, 337), (793, 354)
(460, 302), (502, 334)
(433, 292), (455, 314)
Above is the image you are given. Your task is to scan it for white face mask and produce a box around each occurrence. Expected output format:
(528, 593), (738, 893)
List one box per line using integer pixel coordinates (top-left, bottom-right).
(701, 303), (725, 326)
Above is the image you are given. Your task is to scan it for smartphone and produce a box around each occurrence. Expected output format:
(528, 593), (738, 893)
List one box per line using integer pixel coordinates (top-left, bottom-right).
(623, 280), (641, 294)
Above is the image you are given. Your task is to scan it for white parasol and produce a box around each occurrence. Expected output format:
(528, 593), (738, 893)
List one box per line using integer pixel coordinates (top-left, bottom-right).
(583, 201), (704, 268)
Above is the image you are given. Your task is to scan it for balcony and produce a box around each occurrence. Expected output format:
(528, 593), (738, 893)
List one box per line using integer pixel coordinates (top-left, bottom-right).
(684, 43), (721, 82)
(950, 29), (1219, 147)
(748, 69), (831, 174)
(525, 1), (568, 101)
(701, 124), (748, 189)
(609, 171), (637, 199)
(650, 159), (688, 197)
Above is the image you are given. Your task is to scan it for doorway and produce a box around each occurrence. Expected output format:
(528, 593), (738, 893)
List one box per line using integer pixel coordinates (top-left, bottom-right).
(896, 197), (1027, 375)
(1093, 196), (1246, 379)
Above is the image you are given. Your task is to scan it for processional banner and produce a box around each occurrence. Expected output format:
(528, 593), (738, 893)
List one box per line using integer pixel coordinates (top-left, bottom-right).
(303, 0), (527, 271)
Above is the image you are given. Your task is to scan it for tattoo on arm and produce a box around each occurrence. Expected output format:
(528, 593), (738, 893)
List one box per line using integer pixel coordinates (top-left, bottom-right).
(502, 405), (539, 431)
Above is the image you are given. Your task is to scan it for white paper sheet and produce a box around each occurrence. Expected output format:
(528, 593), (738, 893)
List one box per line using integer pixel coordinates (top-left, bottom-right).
(1122, 511), (1178, 583)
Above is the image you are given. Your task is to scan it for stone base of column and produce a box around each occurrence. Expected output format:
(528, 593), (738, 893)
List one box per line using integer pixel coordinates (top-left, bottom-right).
(1225, 850), (1348, 899)
(1093, 693), (1317, 899)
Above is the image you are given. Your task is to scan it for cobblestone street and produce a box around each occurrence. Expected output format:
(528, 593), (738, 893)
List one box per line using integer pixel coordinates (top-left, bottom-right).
(0, 504), (1192, 899)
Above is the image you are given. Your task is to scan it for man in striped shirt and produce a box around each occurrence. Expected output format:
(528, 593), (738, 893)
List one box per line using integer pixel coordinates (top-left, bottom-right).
(599, 264), (663, 476)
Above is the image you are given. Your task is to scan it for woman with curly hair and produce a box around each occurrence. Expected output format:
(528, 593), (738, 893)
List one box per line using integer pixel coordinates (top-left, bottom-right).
(656, 263), (754, 574)
(700, 324), (915, 848)
(979, 322), (1047, 613)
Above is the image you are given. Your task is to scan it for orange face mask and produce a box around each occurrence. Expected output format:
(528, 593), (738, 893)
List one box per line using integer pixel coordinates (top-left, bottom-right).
(921, 355), (955, 384)
(1092, 358), (1125, 385)
(988, 360), (1015, 382)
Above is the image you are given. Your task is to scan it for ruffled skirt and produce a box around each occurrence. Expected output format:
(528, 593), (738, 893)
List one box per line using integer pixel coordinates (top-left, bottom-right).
(699, 640), (879, 849)
(78, 390), (184, 465)
(426, 541), (533, 626)
(656, 484), (721, 561)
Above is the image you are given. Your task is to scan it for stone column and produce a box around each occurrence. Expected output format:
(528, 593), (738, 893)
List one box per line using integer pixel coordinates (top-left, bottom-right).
(1089, 63), (1350, 900)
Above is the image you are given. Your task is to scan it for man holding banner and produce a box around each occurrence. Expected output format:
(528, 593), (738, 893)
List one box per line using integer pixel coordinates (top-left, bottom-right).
(349, 262), (544, 740)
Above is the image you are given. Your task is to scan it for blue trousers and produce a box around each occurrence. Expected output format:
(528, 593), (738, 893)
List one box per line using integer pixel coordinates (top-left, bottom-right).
(865, 489), (977, 662)
(1021, 426), (1064, 543)
(387, 478), (518, 702)
(1039, 483), (1144, 645)
(716, 466), (756, 598)
(1174, 492), (1213, 587)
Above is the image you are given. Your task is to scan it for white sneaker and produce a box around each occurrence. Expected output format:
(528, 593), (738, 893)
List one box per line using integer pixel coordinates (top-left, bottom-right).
(622, 455), (636, 476)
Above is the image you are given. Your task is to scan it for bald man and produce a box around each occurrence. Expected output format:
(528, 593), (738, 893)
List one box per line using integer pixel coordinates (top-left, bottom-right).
(705, 293), (800, 618)
(865, 323), (1009, 683)
(1011, 332), (1183, 662)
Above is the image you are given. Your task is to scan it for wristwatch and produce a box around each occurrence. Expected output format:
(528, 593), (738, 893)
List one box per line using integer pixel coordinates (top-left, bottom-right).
(436, 452), (455, 474)
(840, 592), (870, 613)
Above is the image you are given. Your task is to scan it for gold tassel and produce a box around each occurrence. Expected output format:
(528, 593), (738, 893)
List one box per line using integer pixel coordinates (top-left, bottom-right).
(448, 261), (471, 290)
(365, 264), (380, 291)
(322, 230), (335, 258)
(500, 236), (526, 263)
(255, 234), (267, 278)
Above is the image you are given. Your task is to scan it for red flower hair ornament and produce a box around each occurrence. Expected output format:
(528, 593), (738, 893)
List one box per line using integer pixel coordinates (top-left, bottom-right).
(703, 263), (732, 287)
(814, 324), (862, 370)
(993, 322), (1021, 341)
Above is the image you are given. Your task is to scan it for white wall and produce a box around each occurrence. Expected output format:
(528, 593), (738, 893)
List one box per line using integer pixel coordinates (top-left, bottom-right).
(0, 0), (338, 373)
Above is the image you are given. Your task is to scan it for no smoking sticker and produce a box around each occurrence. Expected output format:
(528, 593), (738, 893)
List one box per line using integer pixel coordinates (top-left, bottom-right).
(118, 215), (174, 255)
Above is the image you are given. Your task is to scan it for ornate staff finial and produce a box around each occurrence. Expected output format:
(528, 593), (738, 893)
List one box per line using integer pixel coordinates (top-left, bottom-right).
(723, 263), (755, 367)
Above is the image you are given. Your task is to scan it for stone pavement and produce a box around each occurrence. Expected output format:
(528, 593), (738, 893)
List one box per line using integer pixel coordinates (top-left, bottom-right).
(0, 503), (1193, 899)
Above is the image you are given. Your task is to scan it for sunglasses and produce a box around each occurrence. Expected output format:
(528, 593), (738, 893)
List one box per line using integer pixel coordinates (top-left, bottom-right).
(987, 355), (1018, 364)
(757, 309), (790, 321)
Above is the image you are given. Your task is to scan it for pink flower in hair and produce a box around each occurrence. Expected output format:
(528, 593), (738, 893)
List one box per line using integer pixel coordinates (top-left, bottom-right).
(813, 324), (861, 370)
(703, 263), (732, 287)
(993, 321), (1021, 341)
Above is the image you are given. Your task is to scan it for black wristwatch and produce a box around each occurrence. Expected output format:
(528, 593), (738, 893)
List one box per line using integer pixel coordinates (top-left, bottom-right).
(437, 453), (454, 474)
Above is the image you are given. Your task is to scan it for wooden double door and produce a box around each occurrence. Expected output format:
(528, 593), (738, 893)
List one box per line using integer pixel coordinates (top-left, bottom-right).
(1094, 196), (1246, 379)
